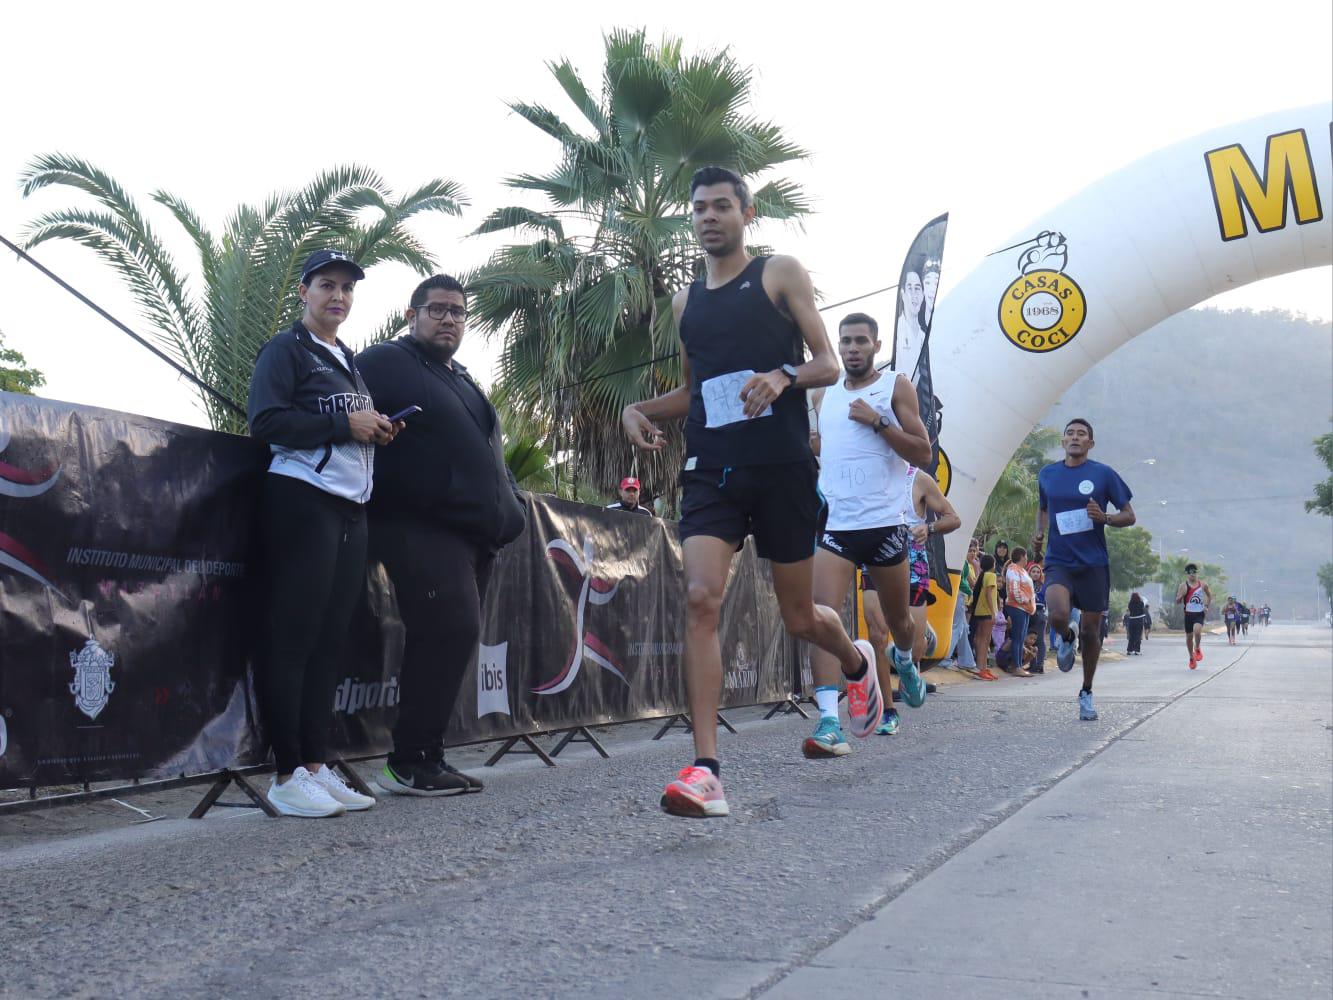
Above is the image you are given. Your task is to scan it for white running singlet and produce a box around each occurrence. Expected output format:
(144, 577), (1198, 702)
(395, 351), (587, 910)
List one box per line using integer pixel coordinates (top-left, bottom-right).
(1184, 583), (1206, 613)
(817, 371), (911, 531)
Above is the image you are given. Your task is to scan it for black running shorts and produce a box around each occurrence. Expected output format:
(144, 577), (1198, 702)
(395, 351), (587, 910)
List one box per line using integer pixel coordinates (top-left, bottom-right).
(1043, 563), (1111, 614)
(1184, 610), (1206, 631)
(679, 460), (824, 564)
(817, 524), (909, 567)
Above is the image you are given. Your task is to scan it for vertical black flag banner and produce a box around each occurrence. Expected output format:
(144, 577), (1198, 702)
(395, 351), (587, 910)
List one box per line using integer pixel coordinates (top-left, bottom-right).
(891, 213), (952, 594)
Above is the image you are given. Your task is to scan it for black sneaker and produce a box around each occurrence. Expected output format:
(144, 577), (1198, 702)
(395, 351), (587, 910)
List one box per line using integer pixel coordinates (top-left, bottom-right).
(440, 759), (484, 793)
(378, 755), (470, 797)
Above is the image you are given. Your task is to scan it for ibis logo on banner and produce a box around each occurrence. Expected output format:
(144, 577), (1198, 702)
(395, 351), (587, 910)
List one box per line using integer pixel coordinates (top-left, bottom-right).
(533, 536), (629, 696)
(68, 638), (115, 721)
(0, 427), (63, 592)
(997, 231), (1087, 354)
(477, 642), (511, 717)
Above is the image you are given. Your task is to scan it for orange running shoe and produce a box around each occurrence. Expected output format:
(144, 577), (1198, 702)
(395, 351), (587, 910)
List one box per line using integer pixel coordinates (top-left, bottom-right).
(844, 639), (885, 738)
(1194, 648), (1203, 663)
(661, 766), (729, 818)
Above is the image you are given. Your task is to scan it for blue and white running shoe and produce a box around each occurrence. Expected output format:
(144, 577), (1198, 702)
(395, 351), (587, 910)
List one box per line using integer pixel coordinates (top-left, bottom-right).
(1056, 628), (1077, 672)
(802, 716), (851, 758)
(1078, 690), (1098, 721)
(892, 646), (927, 708)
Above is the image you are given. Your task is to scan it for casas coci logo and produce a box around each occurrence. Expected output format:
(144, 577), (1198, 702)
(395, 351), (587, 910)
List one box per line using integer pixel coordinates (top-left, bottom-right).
(997, 231), (1086, 353)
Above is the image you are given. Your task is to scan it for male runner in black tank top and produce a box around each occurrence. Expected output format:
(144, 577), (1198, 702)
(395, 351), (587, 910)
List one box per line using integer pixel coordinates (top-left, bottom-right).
(622, 166), (878, 818)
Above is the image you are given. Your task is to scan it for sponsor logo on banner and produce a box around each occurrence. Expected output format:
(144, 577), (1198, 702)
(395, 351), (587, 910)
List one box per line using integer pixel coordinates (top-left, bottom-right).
(333, 676), (400, 714)
(68, 639), (116, 721)
(723, 641), (757, 691)
(997, 231), (1086, 354)
(1204, 128), (1323, 242)
(477, 642), (511, 717)
(533, 536), (629, 695)
(0, 427), (63, 592)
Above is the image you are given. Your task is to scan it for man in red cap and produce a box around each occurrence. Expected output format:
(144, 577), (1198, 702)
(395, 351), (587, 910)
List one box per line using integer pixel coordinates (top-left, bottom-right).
(606, 476), (653, 517)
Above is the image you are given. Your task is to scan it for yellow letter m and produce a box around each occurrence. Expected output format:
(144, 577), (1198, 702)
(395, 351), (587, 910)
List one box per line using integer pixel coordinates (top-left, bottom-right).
(1205, 129), (1323, 242)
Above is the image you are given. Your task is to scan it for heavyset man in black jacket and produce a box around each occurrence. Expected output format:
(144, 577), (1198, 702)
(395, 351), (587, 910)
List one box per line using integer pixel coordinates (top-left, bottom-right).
(357, 274), (527, 795)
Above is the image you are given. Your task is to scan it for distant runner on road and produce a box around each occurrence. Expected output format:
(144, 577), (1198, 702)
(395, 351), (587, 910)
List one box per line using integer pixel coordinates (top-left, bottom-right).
(1175, 563), (1212, 669)
(1033, 418), (1136, 722)
(1223, 597), (1239, 644)
(622, 166), (876, 818)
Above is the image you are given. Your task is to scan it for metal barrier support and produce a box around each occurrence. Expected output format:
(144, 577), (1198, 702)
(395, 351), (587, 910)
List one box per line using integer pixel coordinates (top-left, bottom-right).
(188, 768), (278, 819)
(651, 712), (735, 740)
(549, 726), (609, 759)
(484, 734), (556, 768)
(763, 696), (812, 720)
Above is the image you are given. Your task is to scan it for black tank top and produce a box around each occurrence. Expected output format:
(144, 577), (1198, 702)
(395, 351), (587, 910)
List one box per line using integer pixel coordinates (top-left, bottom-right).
(679, 256), (811, 468)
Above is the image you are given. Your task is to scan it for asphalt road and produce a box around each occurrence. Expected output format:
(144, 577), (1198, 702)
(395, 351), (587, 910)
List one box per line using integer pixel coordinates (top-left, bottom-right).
(2, 624), (1328, 1000)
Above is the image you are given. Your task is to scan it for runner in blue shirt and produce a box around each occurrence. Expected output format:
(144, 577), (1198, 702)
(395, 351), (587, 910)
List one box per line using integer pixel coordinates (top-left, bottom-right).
(1032, 418), (1136, 721)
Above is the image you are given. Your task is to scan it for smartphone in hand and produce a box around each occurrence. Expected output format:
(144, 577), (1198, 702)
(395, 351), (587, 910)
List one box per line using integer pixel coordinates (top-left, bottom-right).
(387, 405), (423, 423)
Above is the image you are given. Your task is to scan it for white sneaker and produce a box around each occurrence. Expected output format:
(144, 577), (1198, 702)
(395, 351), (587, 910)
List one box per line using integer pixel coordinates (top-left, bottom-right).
(309, 764), (376, 811)
(267, 766), (345, 818)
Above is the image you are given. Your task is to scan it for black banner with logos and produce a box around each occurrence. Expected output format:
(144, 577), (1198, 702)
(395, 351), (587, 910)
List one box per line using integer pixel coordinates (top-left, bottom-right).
(0, 394), (796, 789)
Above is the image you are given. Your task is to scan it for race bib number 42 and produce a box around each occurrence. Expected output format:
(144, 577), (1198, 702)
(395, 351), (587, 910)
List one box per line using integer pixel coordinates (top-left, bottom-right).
(702, 371), (772, 428)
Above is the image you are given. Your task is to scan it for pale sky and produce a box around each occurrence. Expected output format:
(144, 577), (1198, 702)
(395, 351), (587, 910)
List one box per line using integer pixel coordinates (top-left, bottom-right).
(1, 0), (1329, 428)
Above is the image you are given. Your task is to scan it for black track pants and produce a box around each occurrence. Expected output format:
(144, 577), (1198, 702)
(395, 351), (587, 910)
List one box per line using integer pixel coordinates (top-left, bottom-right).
(260, 474), (367, 775)
(372, 517), (493, 758)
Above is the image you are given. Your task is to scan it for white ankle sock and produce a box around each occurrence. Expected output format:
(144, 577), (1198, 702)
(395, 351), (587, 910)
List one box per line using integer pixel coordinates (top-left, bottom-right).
(814, 686), (839, 720)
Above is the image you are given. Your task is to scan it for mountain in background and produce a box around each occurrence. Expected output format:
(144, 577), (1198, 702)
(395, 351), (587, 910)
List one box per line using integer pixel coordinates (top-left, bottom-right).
(1040, 307), (1331, 619)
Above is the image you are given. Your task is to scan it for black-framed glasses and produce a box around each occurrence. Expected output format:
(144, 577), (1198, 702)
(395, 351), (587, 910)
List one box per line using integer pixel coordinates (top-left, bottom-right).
(420, 303), (468, 322)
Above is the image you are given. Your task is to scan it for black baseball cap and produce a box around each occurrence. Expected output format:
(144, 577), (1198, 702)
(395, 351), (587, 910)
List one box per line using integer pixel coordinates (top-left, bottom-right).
(300, 249), (366, 286)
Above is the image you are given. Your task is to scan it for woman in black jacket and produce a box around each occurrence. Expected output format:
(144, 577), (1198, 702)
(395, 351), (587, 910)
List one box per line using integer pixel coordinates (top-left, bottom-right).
(1124, 591), (1148, 655)
(247, 249), (400, 818)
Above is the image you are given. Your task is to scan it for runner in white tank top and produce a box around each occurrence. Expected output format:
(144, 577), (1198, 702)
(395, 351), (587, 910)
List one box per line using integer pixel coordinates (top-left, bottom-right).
(803, 313), (933, 756)
(1174, 563), (1212, 668)
(817, 374), (911, 531)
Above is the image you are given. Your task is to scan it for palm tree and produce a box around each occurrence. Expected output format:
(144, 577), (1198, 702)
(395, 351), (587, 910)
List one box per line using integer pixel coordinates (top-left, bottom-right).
(0, 330), (46, 395)
(19, 155), (466, 434)
(467, 28), (810, 505)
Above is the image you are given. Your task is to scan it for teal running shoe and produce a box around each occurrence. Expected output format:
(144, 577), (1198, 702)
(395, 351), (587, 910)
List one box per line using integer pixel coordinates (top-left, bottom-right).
(875, 710), (900, 736)
(1078, 690), (1098, 721)
(802, 716), (851, 758)
(892, 646), (927, 708)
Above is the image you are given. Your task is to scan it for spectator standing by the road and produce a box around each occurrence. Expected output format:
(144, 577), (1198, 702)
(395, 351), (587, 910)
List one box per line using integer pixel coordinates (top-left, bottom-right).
(358, 274), (527, 796)
(1002, 546), (1036, 676)
(993, 539), (1010, 605)
(970, 553), (999, 680)
(943, 537), (980, 671)
(1124, 591), (1148, 654)
(1029, 559), (1048, 672)
(248, 249), (396, 818)
(606, 476), (653, 516)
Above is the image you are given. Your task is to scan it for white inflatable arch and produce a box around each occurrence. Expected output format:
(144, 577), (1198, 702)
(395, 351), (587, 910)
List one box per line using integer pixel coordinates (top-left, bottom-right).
(931, 102), (1332, 579)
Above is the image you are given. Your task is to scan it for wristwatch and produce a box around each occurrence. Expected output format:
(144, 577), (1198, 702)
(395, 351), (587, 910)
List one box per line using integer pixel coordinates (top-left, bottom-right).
(781, 363), (799, 387)
(875, 414), (891, 432)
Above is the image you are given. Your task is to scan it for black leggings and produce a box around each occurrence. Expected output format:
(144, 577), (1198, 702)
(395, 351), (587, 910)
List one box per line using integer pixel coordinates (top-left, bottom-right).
(373, 517), (493, 759)
(260, 475), (367, 775)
